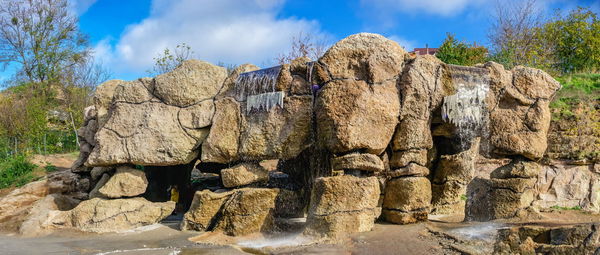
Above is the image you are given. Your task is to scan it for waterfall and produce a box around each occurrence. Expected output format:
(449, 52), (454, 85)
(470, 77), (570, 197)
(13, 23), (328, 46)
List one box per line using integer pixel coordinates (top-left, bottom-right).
(235, 66), (284, 113)
(441, 66), (490, 149)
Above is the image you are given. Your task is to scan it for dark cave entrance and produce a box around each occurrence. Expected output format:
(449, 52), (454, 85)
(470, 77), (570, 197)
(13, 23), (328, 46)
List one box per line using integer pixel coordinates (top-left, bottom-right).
(143, 161), (196, 213)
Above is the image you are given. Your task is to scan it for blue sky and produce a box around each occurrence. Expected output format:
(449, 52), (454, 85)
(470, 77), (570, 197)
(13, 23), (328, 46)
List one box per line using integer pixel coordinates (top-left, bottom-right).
(3, 0), (600, 82)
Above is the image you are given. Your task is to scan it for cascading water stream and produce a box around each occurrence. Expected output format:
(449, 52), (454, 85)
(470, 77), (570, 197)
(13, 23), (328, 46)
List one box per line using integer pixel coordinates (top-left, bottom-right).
(235, 65), (285, 113)
(441, 67), (490, 150)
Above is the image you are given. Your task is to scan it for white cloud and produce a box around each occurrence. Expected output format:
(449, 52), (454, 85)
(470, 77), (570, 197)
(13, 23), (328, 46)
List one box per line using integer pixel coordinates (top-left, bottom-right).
(388, 35), (417, 51)
(96, 0), (326, 76)
(70, 0), (98, 15)
(363, 0), (484, 16)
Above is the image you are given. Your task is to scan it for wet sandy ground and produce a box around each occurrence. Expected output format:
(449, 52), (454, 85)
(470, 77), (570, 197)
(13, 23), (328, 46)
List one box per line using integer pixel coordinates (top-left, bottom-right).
(2, 210), (599, 255)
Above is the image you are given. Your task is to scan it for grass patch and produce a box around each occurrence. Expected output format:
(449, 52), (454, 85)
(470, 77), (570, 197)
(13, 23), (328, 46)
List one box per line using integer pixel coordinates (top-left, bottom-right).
(460, 194), (467, 201)
(550, 205), (582, 211)
(44, 163), (58, 173)
(0, 155), (38, 189)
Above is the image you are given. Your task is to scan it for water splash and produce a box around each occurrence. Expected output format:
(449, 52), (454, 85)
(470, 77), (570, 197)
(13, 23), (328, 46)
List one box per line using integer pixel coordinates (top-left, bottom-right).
(306, 61), (315, 84)
(235, 66), (284, 113)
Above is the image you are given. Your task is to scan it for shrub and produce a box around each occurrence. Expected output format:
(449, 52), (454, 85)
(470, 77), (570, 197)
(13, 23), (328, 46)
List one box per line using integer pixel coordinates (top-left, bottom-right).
(0, 155), (38, 188)
(44, 163), (58, 173)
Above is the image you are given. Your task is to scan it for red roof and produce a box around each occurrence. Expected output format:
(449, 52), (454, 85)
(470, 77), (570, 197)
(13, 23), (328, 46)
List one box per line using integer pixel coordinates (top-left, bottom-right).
(412, 48), (438, 55)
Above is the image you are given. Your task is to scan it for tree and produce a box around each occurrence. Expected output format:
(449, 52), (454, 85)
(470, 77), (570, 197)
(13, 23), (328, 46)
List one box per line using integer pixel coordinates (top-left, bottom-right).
(488, 0), (550, 69)
(436, 33), (488, 66)
(277, 32), (327, 64)
(148, 43), (194, 76)
(542, 7), (600, 73)
(0, 0), (90, 91)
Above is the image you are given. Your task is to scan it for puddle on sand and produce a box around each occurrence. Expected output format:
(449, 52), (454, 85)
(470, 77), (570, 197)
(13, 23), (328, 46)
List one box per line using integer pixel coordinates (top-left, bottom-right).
(445, 222), (504, 242)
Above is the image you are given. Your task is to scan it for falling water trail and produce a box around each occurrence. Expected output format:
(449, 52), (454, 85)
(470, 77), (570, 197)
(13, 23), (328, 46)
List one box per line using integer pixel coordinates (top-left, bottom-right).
(235, 65), (285, 113)
(441, 67), (490, 150)
(306, 61), (315, 84)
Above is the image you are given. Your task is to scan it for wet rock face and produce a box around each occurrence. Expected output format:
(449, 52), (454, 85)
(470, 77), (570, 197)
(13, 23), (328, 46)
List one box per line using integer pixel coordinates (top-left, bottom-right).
(201, 62), (313, 163)
(495, 224), (600, 254)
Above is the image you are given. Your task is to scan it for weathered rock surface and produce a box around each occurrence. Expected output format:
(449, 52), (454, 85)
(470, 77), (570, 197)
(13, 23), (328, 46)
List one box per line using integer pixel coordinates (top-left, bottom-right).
(220, 163), (269, 188)
(181, 188), (279, 236)
(383, 177), (431, 224)
(305, 175), (380, 239)
(19, 194), (79, 236)
(331, 153), (385, 172)
(486, 63), (560, 160)
(315, 33), (405, 155)
(495, 224), (600, 254)
(316, 79), (400, 155)
(69, 198), (174, 233)
(181, 190), (234, 231)
(201, 97), (241, 163)
(387, 163), (429, 178)
(154, 59), (227, 107)
(489, 160), (540, 219)
(89, 173), (110, 199)
(98, 166), (148, 198)
(431, 141), (479, 215)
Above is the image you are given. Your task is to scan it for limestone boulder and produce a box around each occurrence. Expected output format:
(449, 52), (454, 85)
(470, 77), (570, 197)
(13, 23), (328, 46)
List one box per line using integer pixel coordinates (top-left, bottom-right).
(305, 175), (380, 239)
(316, 33), (406, 84)
(181, 190), (234, 231)
(181, 188), (280, 236)
(201, 98), (241, 163)
(98, 166), (147, 198)
(316, 79), (400, 154)
(387, 163), (429, 178)
(308, 175), (380, 215)
(19, 194), (79, 237)
(331, 153), (385, 172)
(214, 188), (279, 236)
(238, 95), (313, 160)
(383, 176), (431, 224)
(94, 79), (122, 127)
(304, 208), (381, 239)
(0, 180), (49, 230)
(220, 163), (269, 188)
(486, 64), (559, 160)
(490, 160), (541, 179)
(89, 173), (110, 199)
(383, 177), (432, 213)
(389, 149), (428, 169)
(87, 101), (201, 166)
(154, 60), (227, 107)
(69, 198), (175, 233)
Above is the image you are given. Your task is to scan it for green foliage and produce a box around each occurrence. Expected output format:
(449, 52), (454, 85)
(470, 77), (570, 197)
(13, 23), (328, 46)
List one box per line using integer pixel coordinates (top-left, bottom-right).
(436, 33), (488, 66)
(148, 43), (194, 76)
(542, 8), (600, 74)
(44, 163), (57, 173)
(550, 205), (582, 211)
(550, 73), (599, 119)
(0, 155), (37, 188)
(460, 194), (468, 201)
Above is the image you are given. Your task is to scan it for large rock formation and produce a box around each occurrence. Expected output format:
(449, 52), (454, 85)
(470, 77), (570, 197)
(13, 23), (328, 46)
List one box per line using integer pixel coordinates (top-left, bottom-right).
(85, 60), (225, 166)
(7, 33), (566, 240)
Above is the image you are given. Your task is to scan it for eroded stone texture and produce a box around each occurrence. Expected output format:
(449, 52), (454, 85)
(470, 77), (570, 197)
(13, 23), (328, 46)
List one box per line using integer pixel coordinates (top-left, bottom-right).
(489, 159), (540, 219)
(154, 59), (227, 107)
(201, 98), (241, 163)
(331, 153), (385, 172)
(220, 163), (269, 188)
(98, 166), (148, 198)
(315, 33), (405, 155)
(486, 63), (560, 160)
(383, 177), (432, 224)
(305, 175), (380, 239)
(69, 198), (175, 233)
(431, 141), (479, 215)
(181, 190), (234, 231)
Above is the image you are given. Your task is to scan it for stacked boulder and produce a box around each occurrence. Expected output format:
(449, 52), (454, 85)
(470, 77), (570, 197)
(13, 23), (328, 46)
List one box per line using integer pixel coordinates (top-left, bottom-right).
(6, 32), (561, 238)
(489, 160), (541, 219)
